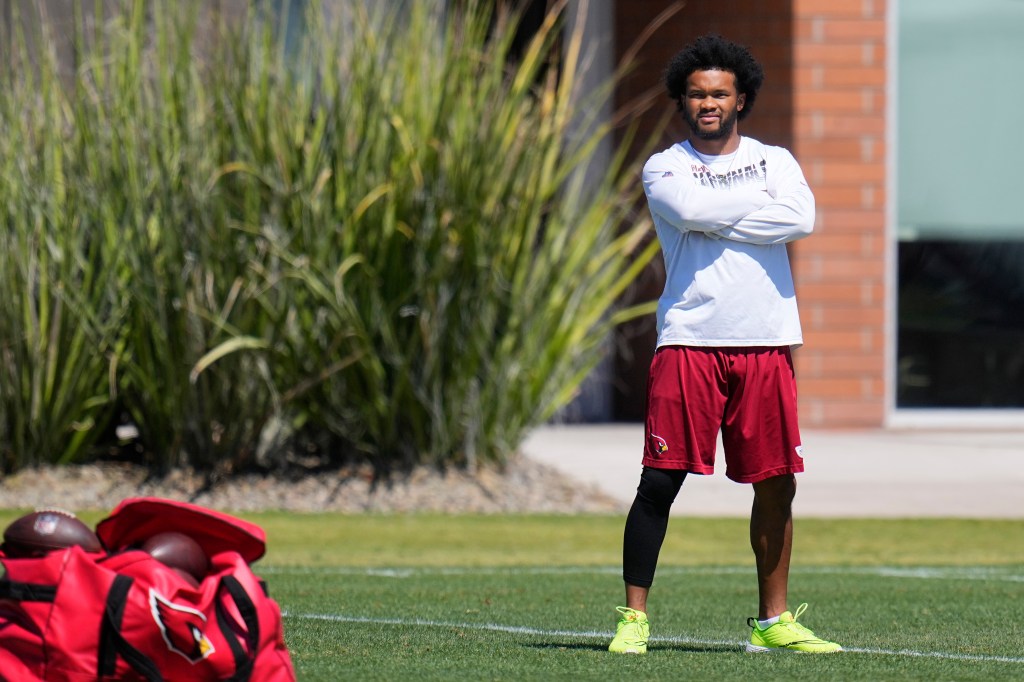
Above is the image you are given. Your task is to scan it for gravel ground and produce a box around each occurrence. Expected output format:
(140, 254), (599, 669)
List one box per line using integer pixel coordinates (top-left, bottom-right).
(0, 455), (626, 515)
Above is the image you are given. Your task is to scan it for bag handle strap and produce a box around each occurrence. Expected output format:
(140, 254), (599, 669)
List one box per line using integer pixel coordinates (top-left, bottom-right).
(98, 574), (165, 682)
(0, 579), (57, 602)
(216, 574), (261, 682)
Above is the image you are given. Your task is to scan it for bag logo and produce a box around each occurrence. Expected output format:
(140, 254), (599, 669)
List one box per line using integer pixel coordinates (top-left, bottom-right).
(149, 589), (216, 664)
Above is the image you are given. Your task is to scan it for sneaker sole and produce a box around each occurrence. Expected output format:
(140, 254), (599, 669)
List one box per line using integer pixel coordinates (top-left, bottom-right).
(606, 643), (647, 655)
(745, 643), (843, 654)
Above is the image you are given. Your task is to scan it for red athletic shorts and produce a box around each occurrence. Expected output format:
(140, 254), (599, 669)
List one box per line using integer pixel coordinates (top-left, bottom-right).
(642, 345), (804, 484)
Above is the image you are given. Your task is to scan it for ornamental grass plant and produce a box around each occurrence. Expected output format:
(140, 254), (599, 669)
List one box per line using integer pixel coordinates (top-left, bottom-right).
(0, 0), (659, 473)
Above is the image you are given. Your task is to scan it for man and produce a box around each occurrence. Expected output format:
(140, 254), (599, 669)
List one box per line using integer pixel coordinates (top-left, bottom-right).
(608, 34), (842, 655)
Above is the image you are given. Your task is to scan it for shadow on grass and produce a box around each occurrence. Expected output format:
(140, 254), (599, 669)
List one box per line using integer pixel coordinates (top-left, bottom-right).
(525, 641), (740, 654)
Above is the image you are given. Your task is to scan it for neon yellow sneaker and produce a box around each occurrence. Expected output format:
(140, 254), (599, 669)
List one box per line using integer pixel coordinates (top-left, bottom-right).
(608, 606), (649, 654)
(745, 603), (842, 653)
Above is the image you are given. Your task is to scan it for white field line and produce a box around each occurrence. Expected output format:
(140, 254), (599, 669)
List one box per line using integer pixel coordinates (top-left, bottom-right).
(269, 565), (1024, 664)
(263, 564), (1024, 582)
(285, 612), (1024, 664)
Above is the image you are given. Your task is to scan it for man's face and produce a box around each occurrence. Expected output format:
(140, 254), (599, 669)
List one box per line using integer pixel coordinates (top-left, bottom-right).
(681, 69), (745, 141)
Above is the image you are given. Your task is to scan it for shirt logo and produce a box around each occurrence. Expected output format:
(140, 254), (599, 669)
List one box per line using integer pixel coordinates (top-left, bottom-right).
(691, 159), (767, 189)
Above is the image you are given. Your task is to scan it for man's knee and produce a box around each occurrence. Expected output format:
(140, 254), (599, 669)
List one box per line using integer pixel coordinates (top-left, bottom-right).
(636, 467), (686, 512)
(752, 473), (796, 507)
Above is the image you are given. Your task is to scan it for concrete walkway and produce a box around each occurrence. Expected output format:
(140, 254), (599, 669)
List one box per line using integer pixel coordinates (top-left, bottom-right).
(522, 424), (1024, 518)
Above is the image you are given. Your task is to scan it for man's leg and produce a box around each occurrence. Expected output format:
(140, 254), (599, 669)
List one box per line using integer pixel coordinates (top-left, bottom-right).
(623, 584), (650, 613)
(746, 472), (842, 652)
(749, 473), (796, 619)
(610, 467), (685, 654)
(622, 467), (686, 607)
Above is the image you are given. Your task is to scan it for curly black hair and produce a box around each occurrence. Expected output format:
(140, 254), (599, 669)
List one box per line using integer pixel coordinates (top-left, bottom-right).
(664, 34), (764, 120)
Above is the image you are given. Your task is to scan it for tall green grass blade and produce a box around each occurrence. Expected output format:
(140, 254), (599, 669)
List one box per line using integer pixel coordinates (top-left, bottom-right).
(2, 0), (661, 473)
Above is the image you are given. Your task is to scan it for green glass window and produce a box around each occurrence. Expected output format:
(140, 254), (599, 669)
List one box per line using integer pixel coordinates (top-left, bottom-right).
(897, 0), (1024, 408)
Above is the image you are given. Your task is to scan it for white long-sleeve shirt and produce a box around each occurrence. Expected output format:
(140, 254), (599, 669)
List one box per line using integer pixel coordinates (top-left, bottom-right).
(642, 136), (814, 348)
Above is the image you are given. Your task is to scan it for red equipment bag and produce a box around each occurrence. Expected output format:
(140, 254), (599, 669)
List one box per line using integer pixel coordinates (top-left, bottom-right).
(0, 498), (296, 681)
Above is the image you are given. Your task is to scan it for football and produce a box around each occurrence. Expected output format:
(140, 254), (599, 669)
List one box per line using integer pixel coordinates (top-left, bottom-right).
(141, 531), (210, 585)
(2, 509), (103, 558)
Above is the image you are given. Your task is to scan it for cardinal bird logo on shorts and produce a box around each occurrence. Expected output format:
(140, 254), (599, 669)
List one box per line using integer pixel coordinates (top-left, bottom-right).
(651, 433), (669, 455)
(149, 589), (215, 664)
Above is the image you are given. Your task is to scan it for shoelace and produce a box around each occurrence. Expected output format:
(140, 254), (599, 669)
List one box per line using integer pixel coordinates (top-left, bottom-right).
(747, 603), (815, 634)
(775, 621), (817, 639)
(614, 607), (649, 640)
(783, 603), (817, 636)
(773, 603), (825, 642)
(615, 606), (645, 622)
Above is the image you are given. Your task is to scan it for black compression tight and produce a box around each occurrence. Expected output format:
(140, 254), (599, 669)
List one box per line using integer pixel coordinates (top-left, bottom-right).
(622, 467), (687, 588)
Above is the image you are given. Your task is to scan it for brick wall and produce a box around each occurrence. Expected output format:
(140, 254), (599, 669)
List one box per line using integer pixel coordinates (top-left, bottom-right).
(613, 0), (889, 427)
(790, 0), (888, 427)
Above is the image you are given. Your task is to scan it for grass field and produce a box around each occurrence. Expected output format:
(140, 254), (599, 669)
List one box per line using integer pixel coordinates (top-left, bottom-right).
(3, 512), (1023, 680)
(256, 515), (1024, 680)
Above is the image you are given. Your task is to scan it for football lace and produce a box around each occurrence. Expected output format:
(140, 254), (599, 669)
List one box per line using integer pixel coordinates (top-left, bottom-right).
(32, 507), (78, 518)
